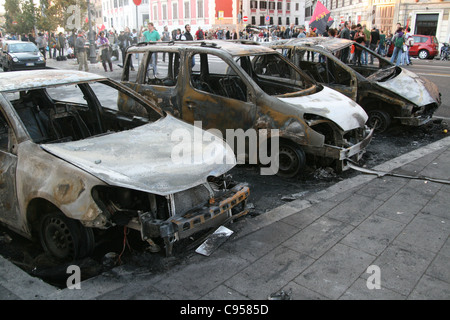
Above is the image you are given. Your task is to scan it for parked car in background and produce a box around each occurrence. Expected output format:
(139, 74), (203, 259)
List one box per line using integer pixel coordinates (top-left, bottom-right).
(270, 37), (441, 132)
(121, 40), (373, 177)
(0, 40), (46, 71)
(387, 35), (439, 60)
(0, 69), (249, 260)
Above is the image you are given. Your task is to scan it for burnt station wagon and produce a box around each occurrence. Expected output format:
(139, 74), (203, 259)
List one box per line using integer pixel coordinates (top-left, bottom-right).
(121, 40), (373, 177)
(269, 37), (441, 132)
(0, 70), (249, 259)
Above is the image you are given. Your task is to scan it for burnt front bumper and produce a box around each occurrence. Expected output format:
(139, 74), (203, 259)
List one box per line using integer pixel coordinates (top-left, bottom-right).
(303, 126), (374, 165)
(135, 183), (250, 251)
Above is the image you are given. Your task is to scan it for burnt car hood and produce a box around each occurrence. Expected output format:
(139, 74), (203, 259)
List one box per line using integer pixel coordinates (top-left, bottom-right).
(278, 86), (368, 131)
(40, 115), (235, 196)
(375, 68), (440, 106)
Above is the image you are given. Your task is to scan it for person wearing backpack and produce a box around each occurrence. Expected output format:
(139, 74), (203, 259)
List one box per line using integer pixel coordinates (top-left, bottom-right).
(404, 27), (414, 65)
(390, 27), (405, 66)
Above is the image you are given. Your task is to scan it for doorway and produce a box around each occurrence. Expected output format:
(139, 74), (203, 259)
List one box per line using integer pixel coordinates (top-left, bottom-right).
(415, 13), (438, 36)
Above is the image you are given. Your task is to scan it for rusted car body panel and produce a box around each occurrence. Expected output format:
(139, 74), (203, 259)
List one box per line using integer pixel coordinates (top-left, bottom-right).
(121, 40), (373, 173)
(269, 37), (441, 129)
(0, 69), (249, 257)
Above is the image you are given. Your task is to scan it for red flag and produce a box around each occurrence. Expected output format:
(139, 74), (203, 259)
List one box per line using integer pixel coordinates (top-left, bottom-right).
(309, 1), (331, 35)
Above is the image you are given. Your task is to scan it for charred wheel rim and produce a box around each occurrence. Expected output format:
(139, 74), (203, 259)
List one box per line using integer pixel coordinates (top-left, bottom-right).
(40, 212), (95, 260)
(368, 110), (391, 132)
(277, 143), (305, 178)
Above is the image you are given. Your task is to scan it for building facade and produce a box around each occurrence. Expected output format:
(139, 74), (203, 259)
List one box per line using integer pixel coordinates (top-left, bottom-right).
(305, 0), (450, 44)
(100, 0), (306, 33)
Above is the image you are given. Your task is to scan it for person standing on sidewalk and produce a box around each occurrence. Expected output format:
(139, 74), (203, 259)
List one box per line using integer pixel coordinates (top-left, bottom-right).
(96, 31), (113, 72)
(161, 26), (171, 62)
(57, 32), (65, 57)
(49, 33), (57, 59)
(390, 27), (405, 66)
(369, 26), (380, 64)
(36, 33), (47, 60)
(181, 24), (195, 67)
(75, 30), (89, 71)
(404, 27), (414, 65)
(119, 27), (135, 70)
(142, 22), (161, 76)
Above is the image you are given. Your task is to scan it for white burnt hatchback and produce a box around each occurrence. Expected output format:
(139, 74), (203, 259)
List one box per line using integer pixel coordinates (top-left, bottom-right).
(0, 70), (249, 260)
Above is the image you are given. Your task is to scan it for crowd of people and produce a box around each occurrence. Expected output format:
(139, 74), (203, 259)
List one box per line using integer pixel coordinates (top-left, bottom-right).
(313, 21), (414, 66)
(1, 21), (415, 73)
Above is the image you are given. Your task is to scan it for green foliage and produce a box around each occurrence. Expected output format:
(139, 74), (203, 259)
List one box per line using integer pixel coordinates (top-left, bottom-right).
(3, 0), (88, 35)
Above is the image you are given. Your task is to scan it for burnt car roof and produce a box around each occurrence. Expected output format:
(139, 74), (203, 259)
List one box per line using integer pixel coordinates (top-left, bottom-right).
(127, 40), (275, 56)
(271, 37), (355, 53)
(0, 69), (107, 92)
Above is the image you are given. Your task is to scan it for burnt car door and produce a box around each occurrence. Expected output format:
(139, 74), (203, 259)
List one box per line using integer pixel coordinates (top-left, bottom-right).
(121, 48), (182, 117)
(182, 50), (257, 134)
(0, 102), (20, 231)
(290, 47), (357, 101)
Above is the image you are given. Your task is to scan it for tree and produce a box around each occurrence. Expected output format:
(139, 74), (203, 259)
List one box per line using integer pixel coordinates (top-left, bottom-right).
(4, 0), (22, 34)
(20, 0), (36, 35)
(36, 0), (59, 33)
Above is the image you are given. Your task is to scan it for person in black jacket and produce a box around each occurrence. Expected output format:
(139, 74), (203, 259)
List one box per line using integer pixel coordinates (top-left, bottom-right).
(181, 24), (194, 40)
(118, 27), (134, 70)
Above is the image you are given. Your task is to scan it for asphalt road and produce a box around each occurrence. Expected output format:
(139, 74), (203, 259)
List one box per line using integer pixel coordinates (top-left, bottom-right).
(406, 58), (450, 119)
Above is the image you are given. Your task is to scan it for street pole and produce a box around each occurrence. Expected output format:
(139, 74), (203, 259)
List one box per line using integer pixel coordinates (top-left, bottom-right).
(87, 0), (97, 64)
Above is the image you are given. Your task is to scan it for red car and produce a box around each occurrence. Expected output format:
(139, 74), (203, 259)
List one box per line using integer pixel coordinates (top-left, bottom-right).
(387, 35), (439, 59)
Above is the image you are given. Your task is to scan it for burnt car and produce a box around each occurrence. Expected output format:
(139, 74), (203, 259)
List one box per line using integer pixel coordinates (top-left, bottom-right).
(269, 37), (441, 132)
(0, 69), (249, 260)
(120, 40), (373, 177)
(0, 40), (46, 71)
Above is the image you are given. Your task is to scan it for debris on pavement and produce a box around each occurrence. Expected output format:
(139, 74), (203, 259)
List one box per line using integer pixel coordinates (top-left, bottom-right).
(268, 289), (292, 300)
(195, 226), (234, 257)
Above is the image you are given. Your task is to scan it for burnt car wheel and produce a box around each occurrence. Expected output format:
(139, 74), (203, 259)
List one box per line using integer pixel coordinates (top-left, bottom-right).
(368, 110), (391, 132)
(39, 212), (95, 260)
(418, 49), (429, 60)
(277, 142), (306, 178)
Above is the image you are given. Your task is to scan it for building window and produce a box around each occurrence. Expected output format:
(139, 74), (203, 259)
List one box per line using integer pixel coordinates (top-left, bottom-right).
(260, 16), (265, 25)
(286, 17), (290, 25)
(286, 3), (290, 11)
(173, 2), (178, 19)
(295, 3), (299, 11)
(295, 17), (298, 25)
(269, 2), (275, 10)
(153, 4), (158, 21)
(197, 0), (203, 18)
(250, 1), (258, 9)
(278, 17), (282, 25)
(260, 1), (267, 10)
(252, 16), (256, 24)
(114, 0), (117, 8)
(184, 1), (190, 19)
(162, 4), (167, 20)
(277, 2), (282, 10)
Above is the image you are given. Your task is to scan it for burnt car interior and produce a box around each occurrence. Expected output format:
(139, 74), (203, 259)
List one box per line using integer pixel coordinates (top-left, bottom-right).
(9, 82), (160, 144)
(248, 54), (311, 96)
(144, 52), (181, 87)
(190, 53), (248, 102)
(289, 45), (395, 84)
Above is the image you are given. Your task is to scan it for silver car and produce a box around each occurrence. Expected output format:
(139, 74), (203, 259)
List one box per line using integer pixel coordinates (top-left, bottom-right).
(0, 70), (249, 260)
